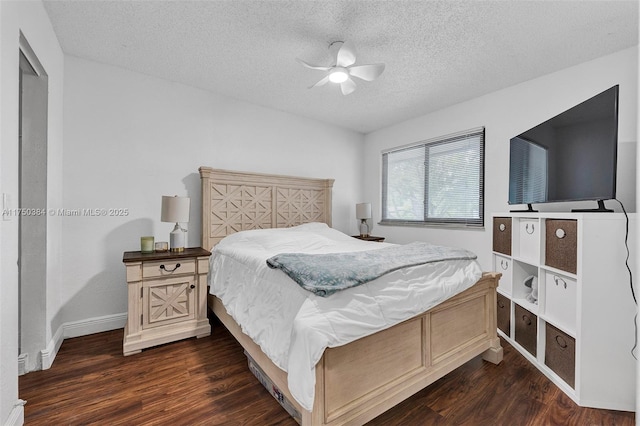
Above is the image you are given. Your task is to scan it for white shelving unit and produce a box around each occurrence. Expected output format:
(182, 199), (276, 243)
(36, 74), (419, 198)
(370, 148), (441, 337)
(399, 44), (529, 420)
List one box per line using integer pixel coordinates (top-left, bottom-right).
(492, 212), (637, 411)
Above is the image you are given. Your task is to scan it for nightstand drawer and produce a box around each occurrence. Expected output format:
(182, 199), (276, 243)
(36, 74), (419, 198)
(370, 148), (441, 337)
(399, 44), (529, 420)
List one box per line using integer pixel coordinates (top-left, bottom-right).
(143, 259), (196, 278)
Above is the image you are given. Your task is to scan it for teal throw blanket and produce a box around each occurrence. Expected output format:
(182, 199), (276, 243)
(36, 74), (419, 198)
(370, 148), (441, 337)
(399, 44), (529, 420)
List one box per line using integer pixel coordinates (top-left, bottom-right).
(266, 242), (477, 297)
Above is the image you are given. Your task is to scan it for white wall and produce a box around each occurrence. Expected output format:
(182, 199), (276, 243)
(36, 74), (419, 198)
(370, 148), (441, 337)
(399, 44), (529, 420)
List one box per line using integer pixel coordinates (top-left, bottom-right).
(59, 55), (364, 325)
(364, 47), (638, 271)
(0, 1), (64, 425)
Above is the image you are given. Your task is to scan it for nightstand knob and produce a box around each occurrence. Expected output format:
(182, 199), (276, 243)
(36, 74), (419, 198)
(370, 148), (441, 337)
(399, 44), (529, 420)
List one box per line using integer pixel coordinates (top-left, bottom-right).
(160, 263), (181, 273)
(190, 284), (196, 289)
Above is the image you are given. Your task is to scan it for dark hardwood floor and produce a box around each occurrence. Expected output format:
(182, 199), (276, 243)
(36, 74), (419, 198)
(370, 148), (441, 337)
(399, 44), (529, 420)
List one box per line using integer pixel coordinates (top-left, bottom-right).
(20, 318), (634, 425)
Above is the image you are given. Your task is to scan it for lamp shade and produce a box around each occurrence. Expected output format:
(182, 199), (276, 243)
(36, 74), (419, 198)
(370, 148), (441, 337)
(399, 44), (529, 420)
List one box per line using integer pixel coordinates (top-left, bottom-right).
(356, 203), (372, 220)
(161, 196), (190, 223)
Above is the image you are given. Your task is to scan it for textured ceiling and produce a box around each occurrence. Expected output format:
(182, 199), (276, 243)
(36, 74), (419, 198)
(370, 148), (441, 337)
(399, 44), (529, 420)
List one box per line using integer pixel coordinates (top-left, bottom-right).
(43, 1), (638, 134)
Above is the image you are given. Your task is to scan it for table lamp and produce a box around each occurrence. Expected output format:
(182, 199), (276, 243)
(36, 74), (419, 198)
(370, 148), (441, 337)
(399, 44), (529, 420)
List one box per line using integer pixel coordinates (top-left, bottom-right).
(356, 202), (371, 238)
(161, 195), (190, 252)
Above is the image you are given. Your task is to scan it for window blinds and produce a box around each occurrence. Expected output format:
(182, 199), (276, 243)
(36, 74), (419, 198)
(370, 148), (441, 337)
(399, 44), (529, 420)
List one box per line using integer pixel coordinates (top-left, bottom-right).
(382, 127), (484, 227)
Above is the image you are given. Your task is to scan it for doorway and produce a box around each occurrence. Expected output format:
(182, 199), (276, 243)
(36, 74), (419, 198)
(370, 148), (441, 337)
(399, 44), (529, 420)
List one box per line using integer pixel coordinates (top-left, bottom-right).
(18, 35), (48, 374)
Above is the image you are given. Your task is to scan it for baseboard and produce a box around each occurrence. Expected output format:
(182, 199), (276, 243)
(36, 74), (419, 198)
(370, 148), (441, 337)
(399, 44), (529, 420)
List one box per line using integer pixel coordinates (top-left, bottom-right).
(18, 353), (28, 376)
(4, 399), (25, 426)
(19, 352), (42, 375)
(40, 322), (64, 370)
(62, 312), (127, 339)
(40, 313), (127, 370)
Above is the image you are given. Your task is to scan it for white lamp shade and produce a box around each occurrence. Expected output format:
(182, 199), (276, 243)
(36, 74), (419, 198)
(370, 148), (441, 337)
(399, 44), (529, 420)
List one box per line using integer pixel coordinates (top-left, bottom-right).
(356, 203), (372, 220)
(161, 196), (190, 223)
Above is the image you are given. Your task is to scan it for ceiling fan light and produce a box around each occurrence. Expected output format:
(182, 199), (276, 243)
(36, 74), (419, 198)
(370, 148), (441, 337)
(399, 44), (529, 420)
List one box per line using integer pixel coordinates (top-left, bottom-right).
(329, 68), (349, 83)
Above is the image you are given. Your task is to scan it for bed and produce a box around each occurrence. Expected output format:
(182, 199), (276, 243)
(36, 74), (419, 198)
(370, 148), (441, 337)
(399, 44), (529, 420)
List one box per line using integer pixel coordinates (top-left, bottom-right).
(200, 166), (502, 426)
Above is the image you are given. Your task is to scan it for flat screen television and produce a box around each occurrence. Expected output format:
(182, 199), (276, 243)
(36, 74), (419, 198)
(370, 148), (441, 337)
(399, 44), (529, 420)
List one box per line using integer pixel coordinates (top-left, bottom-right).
(508, 85), (619, 212)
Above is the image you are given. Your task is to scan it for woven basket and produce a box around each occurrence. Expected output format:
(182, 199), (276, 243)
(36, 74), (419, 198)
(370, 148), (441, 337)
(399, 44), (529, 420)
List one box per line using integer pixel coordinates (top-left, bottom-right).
(545, 322), (576, 388)
(514, 304), (537, 356)
(545, 219), (577, 274)
(493, 217), (512, 255)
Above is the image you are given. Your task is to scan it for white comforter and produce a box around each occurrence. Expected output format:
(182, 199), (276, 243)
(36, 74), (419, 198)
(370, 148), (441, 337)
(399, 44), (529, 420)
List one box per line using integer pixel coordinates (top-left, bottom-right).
(208, 223), (482, 411)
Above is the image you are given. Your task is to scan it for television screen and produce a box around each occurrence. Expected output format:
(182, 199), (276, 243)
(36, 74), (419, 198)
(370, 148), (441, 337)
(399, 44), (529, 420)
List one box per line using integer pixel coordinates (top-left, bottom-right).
(508, 85), (619, 208)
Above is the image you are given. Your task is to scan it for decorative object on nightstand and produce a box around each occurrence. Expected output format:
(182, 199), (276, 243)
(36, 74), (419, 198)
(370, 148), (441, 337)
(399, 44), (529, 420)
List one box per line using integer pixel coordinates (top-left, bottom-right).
(161, 195), (190, 252)
(140, 236), (155, 253)
(356, 202), (372, 237)
(122, 247), (211, 356)
(155, 241), (168, 252)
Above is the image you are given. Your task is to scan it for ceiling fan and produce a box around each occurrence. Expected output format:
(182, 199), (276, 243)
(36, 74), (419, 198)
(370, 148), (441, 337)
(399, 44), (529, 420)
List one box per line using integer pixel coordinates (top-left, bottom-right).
(297, 41), (385, 95)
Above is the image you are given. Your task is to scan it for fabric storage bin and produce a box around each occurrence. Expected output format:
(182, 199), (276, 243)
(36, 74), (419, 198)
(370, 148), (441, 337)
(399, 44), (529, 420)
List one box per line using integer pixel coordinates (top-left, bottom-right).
(544, 272), (577, 333)
(545, 219), (577, 274)
(497, 293), (511, 337)
(514, 304), (537, 356)
(493, 217), (512, 255)
(494, 255), (512, 294)
(518, 218), (539, 263)
(545, 323), (576, 388)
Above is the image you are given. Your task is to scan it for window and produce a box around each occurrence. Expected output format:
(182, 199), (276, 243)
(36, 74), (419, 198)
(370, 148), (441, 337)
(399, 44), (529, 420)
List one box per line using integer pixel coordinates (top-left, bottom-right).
(381, 127), (485, 227)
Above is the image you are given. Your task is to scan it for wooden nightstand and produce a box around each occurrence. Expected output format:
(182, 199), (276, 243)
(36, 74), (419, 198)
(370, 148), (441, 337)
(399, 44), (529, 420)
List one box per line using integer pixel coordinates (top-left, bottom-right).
(352, 235), (385, 242)
(122, 247), (211, 355)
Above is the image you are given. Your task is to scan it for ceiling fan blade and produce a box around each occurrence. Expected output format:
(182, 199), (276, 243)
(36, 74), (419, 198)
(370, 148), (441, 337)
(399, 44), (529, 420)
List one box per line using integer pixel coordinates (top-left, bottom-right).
(309, 74), (330, 89)
(296, 58), (331, 71)
(340, 78), (356, 95)
(348, 63), (385, 81)
(336, 41), (357, 67)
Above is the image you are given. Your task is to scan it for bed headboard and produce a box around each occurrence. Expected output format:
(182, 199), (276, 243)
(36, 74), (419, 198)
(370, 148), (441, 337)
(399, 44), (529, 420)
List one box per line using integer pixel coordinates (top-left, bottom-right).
(199, 167), (334, 250)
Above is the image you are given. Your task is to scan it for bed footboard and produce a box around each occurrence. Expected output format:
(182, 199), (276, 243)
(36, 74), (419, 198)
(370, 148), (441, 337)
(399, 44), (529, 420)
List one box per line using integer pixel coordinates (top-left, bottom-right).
(211, 272), (501, 426)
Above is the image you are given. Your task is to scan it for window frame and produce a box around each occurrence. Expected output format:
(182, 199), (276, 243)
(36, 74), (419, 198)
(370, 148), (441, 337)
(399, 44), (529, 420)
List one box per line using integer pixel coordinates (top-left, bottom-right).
(380, 127), (485, 228)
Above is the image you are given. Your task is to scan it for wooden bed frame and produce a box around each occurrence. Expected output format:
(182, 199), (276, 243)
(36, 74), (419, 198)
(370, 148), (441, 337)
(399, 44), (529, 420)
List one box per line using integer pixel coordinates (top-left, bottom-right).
(200, 167), (503, 426)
